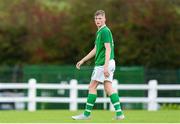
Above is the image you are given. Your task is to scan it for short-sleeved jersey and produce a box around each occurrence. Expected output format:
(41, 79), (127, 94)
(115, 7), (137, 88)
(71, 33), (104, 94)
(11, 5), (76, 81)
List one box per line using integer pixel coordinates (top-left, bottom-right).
(95, 25), (114, 66)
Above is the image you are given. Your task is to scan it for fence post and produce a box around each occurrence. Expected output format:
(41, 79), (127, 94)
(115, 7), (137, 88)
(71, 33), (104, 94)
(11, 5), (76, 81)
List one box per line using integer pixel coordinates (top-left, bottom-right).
(148, 80), (158, 111)
(70, 79), (78, 111)
(110, 79), (118, 111)
(28, 78), (36, 112)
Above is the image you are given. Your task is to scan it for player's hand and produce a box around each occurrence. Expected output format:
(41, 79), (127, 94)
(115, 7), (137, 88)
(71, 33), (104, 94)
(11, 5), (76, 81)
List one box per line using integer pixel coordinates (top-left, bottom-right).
(104, 66), (109, 78)
(76, 60), (84, 70)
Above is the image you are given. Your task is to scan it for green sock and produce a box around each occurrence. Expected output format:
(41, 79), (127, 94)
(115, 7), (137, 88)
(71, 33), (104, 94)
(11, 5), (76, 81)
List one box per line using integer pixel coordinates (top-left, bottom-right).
(84, 94), (97, 117)
(110, 93), (123, 116)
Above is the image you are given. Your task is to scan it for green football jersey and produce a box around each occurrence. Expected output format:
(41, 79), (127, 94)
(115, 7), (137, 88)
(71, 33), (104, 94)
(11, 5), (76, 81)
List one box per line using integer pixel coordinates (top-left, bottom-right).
(95, 25), (114, 66)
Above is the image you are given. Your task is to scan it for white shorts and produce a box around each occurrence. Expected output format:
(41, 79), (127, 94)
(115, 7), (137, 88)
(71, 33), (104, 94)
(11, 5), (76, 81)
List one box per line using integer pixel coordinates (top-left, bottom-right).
(91, 59), (115, 83)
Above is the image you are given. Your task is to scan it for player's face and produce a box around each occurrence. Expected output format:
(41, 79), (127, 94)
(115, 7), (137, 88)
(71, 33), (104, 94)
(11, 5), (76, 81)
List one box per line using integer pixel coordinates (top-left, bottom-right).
(94, 14), (106, 28)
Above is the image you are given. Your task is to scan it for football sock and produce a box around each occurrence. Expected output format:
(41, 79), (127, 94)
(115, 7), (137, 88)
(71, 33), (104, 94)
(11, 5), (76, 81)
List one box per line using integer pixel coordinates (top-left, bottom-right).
(110, 93), (123, 116)
(84, 94), (97, 117)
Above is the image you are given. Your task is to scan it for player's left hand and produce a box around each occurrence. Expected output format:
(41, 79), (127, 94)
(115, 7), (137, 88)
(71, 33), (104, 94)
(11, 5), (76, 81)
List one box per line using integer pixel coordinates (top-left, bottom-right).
(104, 66), (109, 78)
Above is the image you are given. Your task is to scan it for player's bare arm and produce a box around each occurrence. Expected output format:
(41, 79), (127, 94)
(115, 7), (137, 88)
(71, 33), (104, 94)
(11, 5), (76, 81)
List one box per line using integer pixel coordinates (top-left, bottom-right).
(76, 46), (96, 69)
(104, 43), (111, 78)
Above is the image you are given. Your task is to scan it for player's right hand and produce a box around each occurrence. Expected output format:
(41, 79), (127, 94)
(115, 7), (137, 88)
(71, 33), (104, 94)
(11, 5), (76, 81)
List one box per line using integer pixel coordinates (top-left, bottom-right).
(76, 60), (84, 70)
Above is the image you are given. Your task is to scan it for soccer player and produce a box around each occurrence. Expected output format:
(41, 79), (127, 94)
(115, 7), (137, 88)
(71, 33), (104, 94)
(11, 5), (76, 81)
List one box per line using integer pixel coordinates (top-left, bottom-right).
(72, 10), (125, 120)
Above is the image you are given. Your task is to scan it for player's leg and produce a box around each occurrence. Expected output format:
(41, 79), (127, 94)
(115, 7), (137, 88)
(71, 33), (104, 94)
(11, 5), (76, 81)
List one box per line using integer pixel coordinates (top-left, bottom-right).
(104, 81), (124, 120)
(72, 80), (99, 120)
(83, 80), (99, 116)
(103, 59), (124, 119)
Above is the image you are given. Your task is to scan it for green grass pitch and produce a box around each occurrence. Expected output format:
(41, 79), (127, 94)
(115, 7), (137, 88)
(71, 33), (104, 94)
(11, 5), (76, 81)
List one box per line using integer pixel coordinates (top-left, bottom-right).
(0, 110), (179, 123)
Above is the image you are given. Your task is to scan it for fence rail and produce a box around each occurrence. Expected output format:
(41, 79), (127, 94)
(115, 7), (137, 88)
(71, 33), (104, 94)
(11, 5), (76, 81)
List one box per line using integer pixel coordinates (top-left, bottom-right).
(0, 79), (180, 111)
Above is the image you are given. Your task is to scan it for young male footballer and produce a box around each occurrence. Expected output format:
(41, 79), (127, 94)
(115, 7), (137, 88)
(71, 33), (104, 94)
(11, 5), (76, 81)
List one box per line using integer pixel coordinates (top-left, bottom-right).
(72, 10), (125, 120)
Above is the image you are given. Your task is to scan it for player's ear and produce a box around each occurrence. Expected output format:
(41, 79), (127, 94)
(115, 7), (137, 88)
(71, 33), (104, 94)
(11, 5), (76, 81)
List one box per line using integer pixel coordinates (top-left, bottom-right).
(103, 15), (106, 21)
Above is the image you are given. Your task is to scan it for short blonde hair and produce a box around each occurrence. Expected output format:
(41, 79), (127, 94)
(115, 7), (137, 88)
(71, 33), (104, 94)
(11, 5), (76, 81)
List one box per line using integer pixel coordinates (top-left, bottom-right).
(94, 10), (105, 17)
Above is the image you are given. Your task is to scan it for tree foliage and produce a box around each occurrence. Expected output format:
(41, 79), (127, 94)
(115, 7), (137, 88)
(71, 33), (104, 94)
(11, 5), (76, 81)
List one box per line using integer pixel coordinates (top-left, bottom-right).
(106, 0), (180, 68)
(0, 0), (179, 68)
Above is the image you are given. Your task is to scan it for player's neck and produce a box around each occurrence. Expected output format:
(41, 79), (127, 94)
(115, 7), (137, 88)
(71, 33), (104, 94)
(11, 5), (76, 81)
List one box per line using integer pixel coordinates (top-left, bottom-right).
(98, 24), (106, 31)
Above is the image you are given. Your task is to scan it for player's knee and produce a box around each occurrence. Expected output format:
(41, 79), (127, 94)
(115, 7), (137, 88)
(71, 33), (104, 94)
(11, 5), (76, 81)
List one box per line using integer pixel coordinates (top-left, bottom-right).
(89, 81), (98, 89)
(104, 85), (115, 96)
(104, 88), (111, 96)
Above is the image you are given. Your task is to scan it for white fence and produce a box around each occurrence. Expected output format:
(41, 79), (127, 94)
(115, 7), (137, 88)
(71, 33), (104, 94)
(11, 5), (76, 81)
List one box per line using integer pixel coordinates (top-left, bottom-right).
(0, 79), (180, 112)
